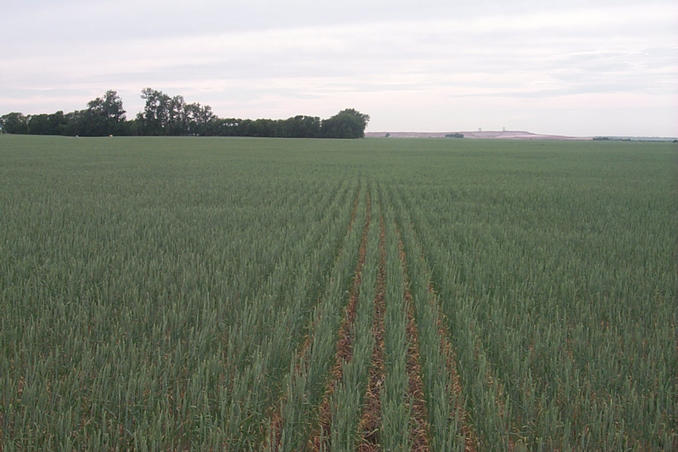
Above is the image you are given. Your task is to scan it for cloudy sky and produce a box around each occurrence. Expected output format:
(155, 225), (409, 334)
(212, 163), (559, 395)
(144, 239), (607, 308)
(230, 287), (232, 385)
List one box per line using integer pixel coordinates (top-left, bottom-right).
(2, 0), (677, 136)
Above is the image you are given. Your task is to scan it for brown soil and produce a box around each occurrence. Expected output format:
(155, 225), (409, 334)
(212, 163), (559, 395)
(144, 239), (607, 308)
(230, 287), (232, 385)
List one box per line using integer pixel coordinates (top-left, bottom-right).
(294, 184), (362, 372)
(426, 282), (478, 452)
(307, 190), (372, 450)
(396, 232), (431, 451)
(390, 213), (476, 451)
(356, 210), (387, 451)
(268, 186), (367, 450)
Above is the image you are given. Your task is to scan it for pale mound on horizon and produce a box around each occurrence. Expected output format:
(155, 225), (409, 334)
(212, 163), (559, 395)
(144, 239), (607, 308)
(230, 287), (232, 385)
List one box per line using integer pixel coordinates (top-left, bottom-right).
(365, 131), (591, 140)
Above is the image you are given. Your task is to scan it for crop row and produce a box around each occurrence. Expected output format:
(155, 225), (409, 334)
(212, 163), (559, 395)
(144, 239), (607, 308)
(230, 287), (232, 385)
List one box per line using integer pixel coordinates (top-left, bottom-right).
(389, 178), (676, 449)
(1, 136), (675, 450)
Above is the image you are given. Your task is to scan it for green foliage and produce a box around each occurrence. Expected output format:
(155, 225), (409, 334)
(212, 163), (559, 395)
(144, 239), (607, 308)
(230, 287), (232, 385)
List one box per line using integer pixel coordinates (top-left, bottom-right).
(328, 187), (378, 451)
(136, 88), (214, 136)
(81, 90), (127, 136)
(321, 109), (370, 138)
(2, 90), (369, 138)
(0, 135), (675, 450)
(0, 112), (29, 134)
(380, 202), (411, 451)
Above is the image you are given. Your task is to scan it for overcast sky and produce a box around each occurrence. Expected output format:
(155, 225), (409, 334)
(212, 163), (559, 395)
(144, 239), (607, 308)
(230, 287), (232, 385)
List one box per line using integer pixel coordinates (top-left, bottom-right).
(2, 0), (677, 136)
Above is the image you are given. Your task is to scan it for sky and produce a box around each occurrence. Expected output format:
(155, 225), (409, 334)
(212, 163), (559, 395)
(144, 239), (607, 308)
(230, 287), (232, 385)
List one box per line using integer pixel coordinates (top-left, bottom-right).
(2, 0), (677, 136)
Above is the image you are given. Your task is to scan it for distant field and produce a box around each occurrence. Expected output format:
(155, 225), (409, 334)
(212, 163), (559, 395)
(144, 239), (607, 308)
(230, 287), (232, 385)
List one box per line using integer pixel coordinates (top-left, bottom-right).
(1, 135), (676, 450)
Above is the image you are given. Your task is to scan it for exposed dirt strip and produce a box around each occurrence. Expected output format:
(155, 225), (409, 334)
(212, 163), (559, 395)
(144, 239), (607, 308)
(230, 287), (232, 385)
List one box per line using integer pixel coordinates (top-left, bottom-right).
(396, 234), (431, 451)
(293, 183), (363, 373)
(396, 187), (512, 450)
(397, 187), (516, 450)
(306, 190), (372, 450)
(427, 281), (479, 452)
(356, 210), (387, 452)
(267, 185), (366, 450)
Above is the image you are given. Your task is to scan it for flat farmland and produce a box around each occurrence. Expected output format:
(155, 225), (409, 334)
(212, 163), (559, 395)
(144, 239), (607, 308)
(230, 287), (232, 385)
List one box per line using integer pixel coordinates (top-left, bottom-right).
(0, 135), (676, 450)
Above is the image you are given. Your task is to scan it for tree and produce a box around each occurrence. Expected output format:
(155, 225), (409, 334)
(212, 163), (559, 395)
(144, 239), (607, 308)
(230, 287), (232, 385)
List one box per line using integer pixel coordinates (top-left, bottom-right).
(0, 112), (29, 134)
(138, 88), (171, 135)
(167, 95), (186, 135)
(80, 90), (126, 136)
(137, 88), (216, 136)
(27, 114), (50, 135)
(1, 90), (370, 139)
(25, 111), (68, 135)
(284, 115), (321, 138)
(183, 102), (215, 135)
(321, 109), (370, 138)
(60, 110), (84, 136)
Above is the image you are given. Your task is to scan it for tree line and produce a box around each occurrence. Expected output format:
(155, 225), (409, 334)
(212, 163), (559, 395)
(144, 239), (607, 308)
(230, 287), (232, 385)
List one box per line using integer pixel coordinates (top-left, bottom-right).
(0, 89), (370, 139)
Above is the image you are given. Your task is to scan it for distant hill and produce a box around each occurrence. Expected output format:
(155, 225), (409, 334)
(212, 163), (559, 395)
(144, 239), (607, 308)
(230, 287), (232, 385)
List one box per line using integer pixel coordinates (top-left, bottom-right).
(366, 130), (591, 140)
(367, 131), (678, 141)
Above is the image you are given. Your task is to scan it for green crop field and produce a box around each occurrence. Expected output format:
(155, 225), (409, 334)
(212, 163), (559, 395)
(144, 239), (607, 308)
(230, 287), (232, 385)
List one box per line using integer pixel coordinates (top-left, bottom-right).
(1, 134), (676, 450)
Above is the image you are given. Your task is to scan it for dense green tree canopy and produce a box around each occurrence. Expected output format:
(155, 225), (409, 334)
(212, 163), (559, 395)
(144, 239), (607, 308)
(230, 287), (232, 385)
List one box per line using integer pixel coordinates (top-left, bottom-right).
(321, 109), (370, 138)
(80, 90), (126, 136)
(0, 112), (29, 134)
(1, 89), (369, 139)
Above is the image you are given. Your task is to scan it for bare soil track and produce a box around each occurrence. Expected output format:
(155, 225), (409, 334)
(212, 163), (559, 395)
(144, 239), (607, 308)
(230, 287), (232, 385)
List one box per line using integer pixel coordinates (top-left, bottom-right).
(356, 210), (387, 451)
(295, 184), (363, 373)
(427, 281), (479, 452)
(307, 191), (372, 450)
(392, 200), (478, 451)
(267, 185), (365, 450)
(396, 234), (431, 451)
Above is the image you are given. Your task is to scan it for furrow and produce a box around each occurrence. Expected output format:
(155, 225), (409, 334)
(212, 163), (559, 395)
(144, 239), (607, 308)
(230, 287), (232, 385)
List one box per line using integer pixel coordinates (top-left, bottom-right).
(396, 231), (431, 451)
(266, 182), (364, 449)
(388, 186), (477, 451)
(427, 282), (479, 452)
(223, 179), (356, 449)
(395, 185), (511, 449)
(294, 180), (363, 374)
(356, 206), (387, 451)
(306, 189), (372, 449)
